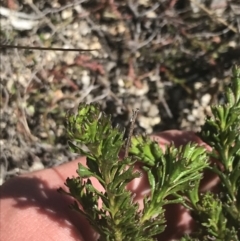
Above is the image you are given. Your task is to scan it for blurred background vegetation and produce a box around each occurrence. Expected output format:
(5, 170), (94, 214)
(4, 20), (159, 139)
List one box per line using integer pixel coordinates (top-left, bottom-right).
(0, 0), (239, 183)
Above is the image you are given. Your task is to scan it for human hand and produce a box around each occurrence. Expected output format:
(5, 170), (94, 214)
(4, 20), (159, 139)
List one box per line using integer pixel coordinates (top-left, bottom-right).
(0, 130), (219, 241)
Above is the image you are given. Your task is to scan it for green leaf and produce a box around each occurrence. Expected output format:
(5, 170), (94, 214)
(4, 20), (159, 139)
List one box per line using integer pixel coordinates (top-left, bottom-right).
(129, 135), (163, 166)
(60, 66), (240, 241)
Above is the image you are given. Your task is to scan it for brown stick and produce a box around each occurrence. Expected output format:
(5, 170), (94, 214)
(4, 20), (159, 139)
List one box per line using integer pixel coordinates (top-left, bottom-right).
(124, 109), (139, 158)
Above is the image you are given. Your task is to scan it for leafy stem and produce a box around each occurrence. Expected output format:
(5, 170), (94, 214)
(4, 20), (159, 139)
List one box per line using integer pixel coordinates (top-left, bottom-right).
(59, 65), (240, 240)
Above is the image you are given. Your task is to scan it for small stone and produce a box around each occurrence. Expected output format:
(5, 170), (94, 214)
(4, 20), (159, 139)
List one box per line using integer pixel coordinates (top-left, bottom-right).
(141, 99), (151, 113)
(42, 33), (51, 40)
(117, 22), (126, 34)
(211, 77), (218, 85)
(201, 93), (211, 107)
(81, 71), (91, 87)
(39, 132), (48, 138)
(74, 5), (83, 13)
(119, 87), (126, 94)
(0, 122), (6, 129)
(146, 11), (157, 18)
(61, 9), (73, 20)
(90, 38), (102, 50)
(229, 41), (237, 48)
(30, 161), (44, 172)
(26, 105), (35, 117)
(194, 82), (203, 90)
(139, 0), (149, 6)
(148, 104), (159, 117)
(138, 115), (159, 133)
(79, 21), (90, 36)
(149, 116), (161, 125)
(118, 78), (125, 87)
(139, 115), (150, 129)
(192, 108), (199, 117)
(129, 82), (149, 96)
(106, 62), (116, 72)
(89, 39), (101, 57)
(187, 114), (195, 122)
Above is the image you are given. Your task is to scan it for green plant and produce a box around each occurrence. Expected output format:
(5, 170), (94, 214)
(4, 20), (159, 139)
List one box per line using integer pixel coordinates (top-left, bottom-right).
(58, 65), (240, 240)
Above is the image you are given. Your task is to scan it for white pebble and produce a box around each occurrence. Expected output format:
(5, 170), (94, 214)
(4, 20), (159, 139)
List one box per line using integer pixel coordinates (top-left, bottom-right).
(61, 9), (73, 20)
(148, 104), (159, 117)
(194, 82), (202, 90)
(81, 71), (91, 87)
(30, 161), (44, 172)
(201, 93), (211, 107)
(187, 114), (195, 122)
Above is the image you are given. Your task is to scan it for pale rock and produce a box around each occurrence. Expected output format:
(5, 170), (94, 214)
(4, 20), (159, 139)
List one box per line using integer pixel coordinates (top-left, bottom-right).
(79, 21), (90, 36)
(150, 116), (161, 125)
(90, 37), (101, 50)
(194, 82), (203, 90)
(139, 115), (153, 134)
(81, 71), (91, 87)
(117, 22), (126, 34)
(187, 114), (195, 122)
(141, 99), (151, 112)
(61, 9), (73, 20)
(118, 78), (125, 87)
(73, 22), (79, 29)
(29, 161), (44, 172)
(106, 62), (116, 72)
(129, 82), (149, 96)
(46, 51), (56, 62)
(89, 39), (101, 57)
(201, 93), (211, 107)
(74, 5), (83, 13)
(119, 87), (126, 94)
(190, 0), (202, 13)
(18, 75), (28, 88)
(192, 108), (199, 118)
(148, 104), (159, 117)
(146, 11), (157, 18)
(76, 42), (89, 50)
(229, 41), (237, 48)
(211, 77), (218, 85)
(42, 33), (51, 40)
(139, 0), (149, 6)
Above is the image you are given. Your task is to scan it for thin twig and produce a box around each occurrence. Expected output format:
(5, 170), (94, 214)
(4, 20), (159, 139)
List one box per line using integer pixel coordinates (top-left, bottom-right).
(139, 3), (160, 18)
(0, 84), (9, 112)
(0, 6), (41, 20)
(0, 0), (87, 20)
(190, 0), (237, 33)
(27, 2), (72, 45)
(124, 109), (139, 158)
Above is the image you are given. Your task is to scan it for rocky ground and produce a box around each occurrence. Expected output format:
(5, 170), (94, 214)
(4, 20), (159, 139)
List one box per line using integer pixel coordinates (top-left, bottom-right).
(0, 0), (240, 184)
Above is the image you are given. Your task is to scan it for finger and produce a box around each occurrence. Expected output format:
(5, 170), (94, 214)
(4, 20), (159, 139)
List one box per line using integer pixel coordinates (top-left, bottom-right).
(0, 158), (96, 241)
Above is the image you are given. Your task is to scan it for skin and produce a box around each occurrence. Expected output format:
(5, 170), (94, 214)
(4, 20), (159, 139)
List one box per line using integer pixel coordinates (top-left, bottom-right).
(0, 130), (219, 241)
